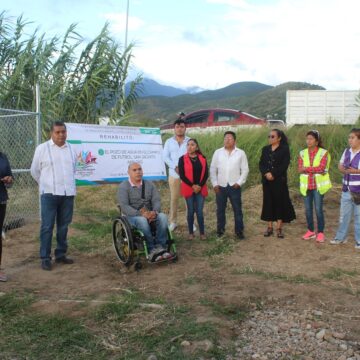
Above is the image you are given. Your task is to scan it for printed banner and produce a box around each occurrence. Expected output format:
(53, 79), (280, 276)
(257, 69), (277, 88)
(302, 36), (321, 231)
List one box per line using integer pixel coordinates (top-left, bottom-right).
(66, 123), (166, 185)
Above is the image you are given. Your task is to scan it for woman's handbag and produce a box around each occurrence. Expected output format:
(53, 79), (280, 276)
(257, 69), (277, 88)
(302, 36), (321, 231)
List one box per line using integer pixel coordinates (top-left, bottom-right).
(350, 191), (360, 205)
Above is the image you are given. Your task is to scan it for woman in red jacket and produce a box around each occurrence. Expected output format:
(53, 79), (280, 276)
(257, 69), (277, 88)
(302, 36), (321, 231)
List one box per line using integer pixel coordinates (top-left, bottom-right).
(178, 138), (209, 240)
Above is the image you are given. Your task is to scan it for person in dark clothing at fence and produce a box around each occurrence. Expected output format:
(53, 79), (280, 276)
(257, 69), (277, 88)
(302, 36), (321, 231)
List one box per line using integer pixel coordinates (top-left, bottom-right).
(178, 138), (209, 240)
(0, 151), (13, 282)
(259, 128), (296, 238)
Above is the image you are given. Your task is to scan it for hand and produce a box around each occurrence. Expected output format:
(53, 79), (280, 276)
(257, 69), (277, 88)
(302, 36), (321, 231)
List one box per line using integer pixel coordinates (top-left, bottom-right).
(213, 185), (220, 194)
(192, 184), (201, 193)
(298, 167), (306, 174)
(265, 172), (274, 181)
(1, 176), (13, 184)
(140, 207), (150, 219)
(175, 166), (179, 175)
(338, 164), (348, 174)
(345, 167), (359, 174)
(232, 183), (240, 189)
(148, 211), (157, 222)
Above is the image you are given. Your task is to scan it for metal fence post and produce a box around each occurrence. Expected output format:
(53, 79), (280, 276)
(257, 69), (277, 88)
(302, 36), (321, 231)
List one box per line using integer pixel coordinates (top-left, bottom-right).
(36, 83), (42, 220)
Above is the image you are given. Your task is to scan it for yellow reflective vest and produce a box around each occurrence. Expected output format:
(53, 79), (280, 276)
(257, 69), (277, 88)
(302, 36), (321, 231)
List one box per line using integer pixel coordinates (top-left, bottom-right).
(299, 148), (332, 196)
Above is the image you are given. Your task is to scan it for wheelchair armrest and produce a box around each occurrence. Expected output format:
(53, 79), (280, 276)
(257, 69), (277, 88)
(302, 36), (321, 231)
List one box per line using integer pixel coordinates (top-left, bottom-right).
(116, 204), (122, 214)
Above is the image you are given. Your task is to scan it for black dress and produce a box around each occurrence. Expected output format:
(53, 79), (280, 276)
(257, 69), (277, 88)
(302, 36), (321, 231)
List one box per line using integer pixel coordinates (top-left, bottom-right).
(259, 144), (296, 223)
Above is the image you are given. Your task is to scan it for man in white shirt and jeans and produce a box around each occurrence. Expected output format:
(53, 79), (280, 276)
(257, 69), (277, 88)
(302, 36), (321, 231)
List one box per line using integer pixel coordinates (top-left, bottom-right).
(163, 118), (190, 231)
(210, 131), (249, 239)
(31, 121), (76, 271)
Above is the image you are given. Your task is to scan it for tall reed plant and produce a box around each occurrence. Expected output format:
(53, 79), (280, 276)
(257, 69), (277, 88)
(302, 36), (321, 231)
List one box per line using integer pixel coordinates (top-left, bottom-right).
(173, 124), (354, 189)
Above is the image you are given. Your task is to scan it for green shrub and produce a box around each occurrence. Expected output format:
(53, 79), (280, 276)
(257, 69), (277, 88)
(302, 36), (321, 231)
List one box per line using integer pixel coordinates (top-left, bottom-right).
(173, 125), (353, 188)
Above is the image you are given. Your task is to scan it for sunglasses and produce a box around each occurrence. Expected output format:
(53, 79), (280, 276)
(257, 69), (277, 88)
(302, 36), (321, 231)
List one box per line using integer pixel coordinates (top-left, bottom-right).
(268, 135), (276, 139)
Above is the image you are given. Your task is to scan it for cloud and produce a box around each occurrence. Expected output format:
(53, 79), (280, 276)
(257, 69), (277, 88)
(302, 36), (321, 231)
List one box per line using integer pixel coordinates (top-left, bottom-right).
(121, 0), (360, 90)
(206, 0), (249, 8)
(102, 12), (145, 33)
(182, 31), (207, 45)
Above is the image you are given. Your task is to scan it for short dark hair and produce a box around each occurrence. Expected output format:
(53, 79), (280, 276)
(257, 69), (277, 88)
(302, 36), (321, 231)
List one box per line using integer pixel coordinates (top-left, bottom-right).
(224, 131), (236, 140)
(51, 121), (66, 131)
(174, 118), (186, 127)
(350, 128), (360, 139)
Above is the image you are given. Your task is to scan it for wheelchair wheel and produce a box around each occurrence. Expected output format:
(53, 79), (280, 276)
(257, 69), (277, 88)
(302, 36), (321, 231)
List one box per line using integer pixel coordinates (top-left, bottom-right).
(112, 216), (134, 266)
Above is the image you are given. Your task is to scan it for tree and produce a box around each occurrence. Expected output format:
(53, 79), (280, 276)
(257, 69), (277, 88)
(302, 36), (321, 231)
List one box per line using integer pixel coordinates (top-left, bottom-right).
(0, 12), (142, 132)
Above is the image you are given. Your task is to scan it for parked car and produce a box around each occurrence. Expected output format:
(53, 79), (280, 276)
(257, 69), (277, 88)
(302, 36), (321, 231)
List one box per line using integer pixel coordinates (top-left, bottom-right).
(160, 108), (266, 132)
(266, 119), (286, 127)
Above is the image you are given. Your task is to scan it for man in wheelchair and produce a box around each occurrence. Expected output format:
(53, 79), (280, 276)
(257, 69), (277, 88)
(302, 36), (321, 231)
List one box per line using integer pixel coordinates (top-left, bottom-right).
(117, 162), (173, 262)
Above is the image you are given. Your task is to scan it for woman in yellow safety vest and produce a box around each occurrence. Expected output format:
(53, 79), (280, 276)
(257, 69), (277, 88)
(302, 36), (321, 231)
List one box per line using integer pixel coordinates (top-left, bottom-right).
(298, 130), (331, 243)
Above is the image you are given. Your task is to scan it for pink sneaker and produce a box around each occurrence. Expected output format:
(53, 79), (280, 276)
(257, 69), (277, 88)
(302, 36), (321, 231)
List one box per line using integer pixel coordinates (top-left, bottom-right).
(316, 232), (325, 243)
(302, 230), (316, 240)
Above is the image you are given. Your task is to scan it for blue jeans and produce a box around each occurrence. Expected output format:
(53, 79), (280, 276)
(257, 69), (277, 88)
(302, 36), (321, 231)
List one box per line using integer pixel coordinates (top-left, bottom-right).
(185, 193), (205, 235)
(303, 190), (325, 232)
(335, 191), (360, 244)
(127, 213), (168, 252)
(40, 194), (74, 260)
(216, 185), (244, 234)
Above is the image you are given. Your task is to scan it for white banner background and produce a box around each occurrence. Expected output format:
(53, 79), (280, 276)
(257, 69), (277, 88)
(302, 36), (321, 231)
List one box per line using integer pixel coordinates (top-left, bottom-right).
(66, 123), (166, 185)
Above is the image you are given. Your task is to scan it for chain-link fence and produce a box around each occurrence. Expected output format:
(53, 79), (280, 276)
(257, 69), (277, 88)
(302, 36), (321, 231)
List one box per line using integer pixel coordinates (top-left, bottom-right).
(0, 108), (40, 230)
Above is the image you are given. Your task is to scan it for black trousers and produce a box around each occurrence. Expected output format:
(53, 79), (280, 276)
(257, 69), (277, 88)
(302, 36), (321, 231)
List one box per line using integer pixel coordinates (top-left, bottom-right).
(0, 203), (6, 266)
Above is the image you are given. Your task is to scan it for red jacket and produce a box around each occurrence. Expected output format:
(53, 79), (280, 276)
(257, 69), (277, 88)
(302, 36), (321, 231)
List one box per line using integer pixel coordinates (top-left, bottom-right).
(180, 153), (208, 198)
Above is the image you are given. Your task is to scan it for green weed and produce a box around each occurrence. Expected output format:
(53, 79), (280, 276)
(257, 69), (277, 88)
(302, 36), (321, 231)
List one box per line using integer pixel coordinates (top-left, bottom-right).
(184, 275), (201, 285)
(0, 292), (33, 318)
(233, 265), (319, 284)
(0, 294), (108, 359)
(204, 239), (233, 257)
(70, 221), (112, 252)
(199, 298), (249, 321)
(323, 267), (359, 280)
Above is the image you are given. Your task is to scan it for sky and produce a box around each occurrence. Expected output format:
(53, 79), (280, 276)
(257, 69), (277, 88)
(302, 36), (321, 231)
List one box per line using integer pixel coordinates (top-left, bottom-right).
(3, 0), (360, 90)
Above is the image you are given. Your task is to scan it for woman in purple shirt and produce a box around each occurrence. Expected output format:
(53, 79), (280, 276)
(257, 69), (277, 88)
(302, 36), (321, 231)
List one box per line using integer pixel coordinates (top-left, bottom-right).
(331, 128), (360, 248)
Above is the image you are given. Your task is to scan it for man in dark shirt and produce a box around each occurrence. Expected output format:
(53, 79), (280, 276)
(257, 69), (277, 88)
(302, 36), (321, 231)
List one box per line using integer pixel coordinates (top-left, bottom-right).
(117, 162), (171, 262)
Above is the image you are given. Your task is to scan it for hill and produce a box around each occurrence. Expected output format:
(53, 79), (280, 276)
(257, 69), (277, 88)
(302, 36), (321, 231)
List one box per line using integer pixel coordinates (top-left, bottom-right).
(131, 81), (324, 122)
(132, 81), (272, 121)
(126, 78), (188, 97)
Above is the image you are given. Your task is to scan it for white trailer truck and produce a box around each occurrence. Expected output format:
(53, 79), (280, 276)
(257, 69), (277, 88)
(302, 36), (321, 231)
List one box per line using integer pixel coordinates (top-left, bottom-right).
(286, 90), (360, 126)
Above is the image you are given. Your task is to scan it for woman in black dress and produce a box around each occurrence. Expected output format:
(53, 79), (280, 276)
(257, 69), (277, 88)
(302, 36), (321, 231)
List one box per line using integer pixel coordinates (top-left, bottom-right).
(259, 129), (295, 238)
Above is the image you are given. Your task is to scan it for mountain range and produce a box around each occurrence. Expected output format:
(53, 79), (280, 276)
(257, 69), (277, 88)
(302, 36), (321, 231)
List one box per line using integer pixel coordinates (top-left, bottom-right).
(126, 78), (325, 123)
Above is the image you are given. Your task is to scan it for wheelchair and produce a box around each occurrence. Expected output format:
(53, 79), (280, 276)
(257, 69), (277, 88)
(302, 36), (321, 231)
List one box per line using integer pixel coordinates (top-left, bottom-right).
(112, 210), (178, 271)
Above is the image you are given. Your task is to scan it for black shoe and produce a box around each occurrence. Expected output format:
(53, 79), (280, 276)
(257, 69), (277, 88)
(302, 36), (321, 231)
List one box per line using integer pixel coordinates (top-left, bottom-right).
(55, 256), (74, 264)
(263, 227), (274, 237)
(217, 231), (225, 238)
(236, 231), (245, 240)
(41, 259), (52, 271)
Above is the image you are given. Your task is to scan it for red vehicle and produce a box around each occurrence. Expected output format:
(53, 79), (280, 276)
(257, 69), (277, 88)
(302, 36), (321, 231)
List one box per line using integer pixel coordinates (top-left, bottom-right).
(160, 108), (266, 132)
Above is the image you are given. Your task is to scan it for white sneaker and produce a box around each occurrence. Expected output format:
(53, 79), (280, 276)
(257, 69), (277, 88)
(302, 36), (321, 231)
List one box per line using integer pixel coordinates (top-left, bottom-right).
(330, 239), (346, 245)
(193, 224), (197, 232)
(169, 223), (177, 232)
(1, 231), (4, 240)
(147, 248), (158, 262)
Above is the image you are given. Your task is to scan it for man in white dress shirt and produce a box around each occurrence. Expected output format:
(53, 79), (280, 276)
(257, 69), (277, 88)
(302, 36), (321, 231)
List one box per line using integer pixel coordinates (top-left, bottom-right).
(163, 118), (190, 231)
(210, 131), (249, 239)
(31, 121), (76, 271)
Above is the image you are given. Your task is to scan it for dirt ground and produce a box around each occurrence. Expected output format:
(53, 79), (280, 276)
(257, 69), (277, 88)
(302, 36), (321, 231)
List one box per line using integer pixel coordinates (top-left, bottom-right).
(1, 184), (360, 343)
